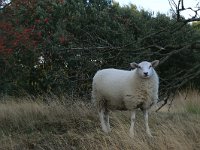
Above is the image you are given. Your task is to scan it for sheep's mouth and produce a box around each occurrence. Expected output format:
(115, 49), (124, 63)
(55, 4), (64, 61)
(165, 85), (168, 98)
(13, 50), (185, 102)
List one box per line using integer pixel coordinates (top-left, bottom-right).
(142, 75), (150, 79)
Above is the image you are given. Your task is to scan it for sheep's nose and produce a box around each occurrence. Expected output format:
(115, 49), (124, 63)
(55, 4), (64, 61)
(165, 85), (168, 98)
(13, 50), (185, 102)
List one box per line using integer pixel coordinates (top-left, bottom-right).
(144, 72), (148, 76)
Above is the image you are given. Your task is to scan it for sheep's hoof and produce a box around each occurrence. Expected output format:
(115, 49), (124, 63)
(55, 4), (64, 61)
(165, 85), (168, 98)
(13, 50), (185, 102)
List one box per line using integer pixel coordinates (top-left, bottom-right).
(107, 128), (111, 133)
(147, 133), (153, 138)
(129, 132), (134, 138)
(149, 132), (157, 137)
(102, 128), (111, 133)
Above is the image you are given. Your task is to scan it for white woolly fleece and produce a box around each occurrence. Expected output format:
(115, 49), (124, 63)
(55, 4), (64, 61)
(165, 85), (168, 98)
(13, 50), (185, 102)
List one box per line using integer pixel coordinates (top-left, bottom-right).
(92, 68), (159, 111)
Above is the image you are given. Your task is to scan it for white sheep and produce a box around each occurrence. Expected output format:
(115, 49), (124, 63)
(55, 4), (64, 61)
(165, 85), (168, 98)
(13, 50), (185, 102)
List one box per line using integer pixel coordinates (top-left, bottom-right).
(91, 60), (159, 137)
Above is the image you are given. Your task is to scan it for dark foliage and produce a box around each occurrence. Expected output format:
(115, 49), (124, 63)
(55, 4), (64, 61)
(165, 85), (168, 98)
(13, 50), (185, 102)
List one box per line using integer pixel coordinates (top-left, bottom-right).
(0, 0), (200, 106)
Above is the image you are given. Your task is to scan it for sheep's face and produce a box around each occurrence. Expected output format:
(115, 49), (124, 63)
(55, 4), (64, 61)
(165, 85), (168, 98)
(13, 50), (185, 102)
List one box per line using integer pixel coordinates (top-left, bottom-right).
(130, 60), (159, 79)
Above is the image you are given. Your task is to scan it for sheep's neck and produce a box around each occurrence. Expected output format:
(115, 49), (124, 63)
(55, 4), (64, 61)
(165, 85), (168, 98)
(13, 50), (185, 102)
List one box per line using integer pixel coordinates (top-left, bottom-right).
(130, 72), (155, 94)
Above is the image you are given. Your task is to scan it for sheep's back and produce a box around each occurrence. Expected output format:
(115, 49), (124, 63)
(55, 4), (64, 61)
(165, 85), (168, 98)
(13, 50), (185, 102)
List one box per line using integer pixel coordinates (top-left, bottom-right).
(93, 69), (132, 101)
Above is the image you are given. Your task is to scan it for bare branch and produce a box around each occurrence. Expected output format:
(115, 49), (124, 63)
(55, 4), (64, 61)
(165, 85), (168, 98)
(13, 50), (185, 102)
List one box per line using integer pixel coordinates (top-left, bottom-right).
(169, 0), (200, 23)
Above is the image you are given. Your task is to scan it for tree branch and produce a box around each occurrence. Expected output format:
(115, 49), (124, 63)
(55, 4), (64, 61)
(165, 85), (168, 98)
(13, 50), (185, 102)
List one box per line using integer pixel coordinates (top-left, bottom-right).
(169, 0), (200, 23)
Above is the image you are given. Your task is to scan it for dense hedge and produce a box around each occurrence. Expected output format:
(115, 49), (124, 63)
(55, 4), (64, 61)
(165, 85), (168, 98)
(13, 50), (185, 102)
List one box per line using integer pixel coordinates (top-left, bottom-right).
(0, 0), (200, 98)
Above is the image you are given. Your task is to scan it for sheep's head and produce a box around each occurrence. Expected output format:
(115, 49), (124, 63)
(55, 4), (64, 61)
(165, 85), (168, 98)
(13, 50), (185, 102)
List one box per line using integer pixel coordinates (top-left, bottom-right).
(130, 60), (159, 78)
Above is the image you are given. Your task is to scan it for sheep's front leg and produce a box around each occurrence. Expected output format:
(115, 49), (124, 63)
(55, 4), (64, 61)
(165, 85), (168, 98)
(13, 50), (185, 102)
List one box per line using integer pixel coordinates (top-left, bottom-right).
(129, 110), (136, 137)
(143, 109), (152, 137)
(99, 109), (110, 133)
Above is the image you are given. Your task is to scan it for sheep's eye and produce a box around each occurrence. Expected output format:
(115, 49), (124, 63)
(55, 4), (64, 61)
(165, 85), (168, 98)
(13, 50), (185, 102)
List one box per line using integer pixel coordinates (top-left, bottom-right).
(149, 65), (152, 69)
(137, 66), (142, 69)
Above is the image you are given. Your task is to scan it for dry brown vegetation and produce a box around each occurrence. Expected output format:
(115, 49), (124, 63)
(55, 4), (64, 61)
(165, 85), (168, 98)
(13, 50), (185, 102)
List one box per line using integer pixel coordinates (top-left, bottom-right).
(0, 91), (200, 150)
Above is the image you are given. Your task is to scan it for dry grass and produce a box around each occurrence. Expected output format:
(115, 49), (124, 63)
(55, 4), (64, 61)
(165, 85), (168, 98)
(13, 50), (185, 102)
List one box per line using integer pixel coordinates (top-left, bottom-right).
(166, 90), (200, 114)
(0, 91), (200, 150)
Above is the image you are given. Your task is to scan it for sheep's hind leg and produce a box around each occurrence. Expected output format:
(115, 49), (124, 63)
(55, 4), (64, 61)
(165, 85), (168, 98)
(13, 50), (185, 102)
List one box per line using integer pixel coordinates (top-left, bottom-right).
(99, 109), (110, 133)
(104, 110), (111, 132)
(143, 109), (152, 137)
(129, 110), (136, 137)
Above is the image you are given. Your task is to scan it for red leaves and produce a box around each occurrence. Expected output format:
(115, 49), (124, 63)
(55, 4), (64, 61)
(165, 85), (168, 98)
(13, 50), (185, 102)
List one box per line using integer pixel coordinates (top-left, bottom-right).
(0, 22), (14, 55)
(10, 0), (37, 10)
(23, 27), (33, 33)
(58, 0), (64, 4)
(11, 26), (36, 48)
(0, 0), (57, 56)
(0, 38), (6, 53)
(0, 22), (13, 32)
(35, 19), (41, 24)
(37, 31), (42, 38)
(35, 18), (49, 24)
(59, 36), (65, 44)
(59, 34), (74, 45)
(44, 18), (49, 24)
(0, 20), (39, 55)
(0, 37), (13, 54)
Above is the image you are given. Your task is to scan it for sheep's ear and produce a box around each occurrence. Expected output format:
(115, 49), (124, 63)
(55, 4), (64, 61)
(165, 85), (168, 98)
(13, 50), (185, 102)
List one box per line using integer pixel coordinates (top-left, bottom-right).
(130, 62), (139, 69)
(151, 60), (159, 68)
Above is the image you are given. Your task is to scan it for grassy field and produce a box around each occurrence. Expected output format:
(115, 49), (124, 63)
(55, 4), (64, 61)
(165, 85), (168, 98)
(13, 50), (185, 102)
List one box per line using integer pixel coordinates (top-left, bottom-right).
(0, 91), (200, 150)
